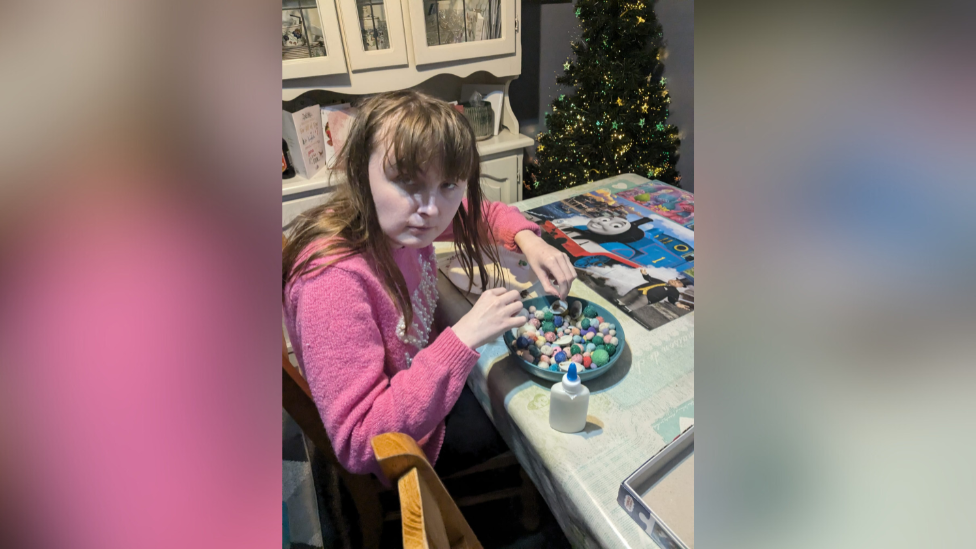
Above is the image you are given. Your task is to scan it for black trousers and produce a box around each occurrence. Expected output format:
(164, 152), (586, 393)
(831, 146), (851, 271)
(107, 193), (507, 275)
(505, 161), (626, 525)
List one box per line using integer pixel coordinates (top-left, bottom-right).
(433, 385), (510, 477)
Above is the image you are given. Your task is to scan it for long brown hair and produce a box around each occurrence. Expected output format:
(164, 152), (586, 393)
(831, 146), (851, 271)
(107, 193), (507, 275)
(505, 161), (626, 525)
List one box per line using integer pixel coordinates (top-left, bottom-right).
(283, 90), (502, 327)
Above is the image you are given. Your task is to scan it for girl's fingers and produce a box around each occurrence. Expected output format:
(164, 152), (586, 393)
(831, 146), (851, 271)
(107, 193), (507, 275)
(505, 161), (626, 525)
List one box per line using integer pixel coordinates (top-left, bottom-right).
(503, 301), (525, 316)
(500, 289), (522, 304)
(530, 263), (560, 296)
(560, 254), (577, 285)
(548, 256), (571, 299)
(506, 315), (528, 329)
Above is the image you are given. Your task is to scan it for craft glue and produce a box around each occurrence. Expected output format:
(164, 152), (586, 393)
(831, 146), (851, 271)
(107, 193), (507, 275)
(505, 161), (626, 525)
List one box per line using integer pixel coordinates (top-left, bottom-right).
(549, 363), (589, 433)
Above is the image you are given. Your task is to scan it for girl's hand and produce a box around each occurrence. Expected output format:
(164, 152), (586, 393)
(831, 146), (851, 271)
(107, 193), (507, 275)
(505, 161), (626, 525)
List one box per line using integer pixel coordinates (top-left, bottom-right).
(515, 231), (577, 300)
(453, 288), (527, 350)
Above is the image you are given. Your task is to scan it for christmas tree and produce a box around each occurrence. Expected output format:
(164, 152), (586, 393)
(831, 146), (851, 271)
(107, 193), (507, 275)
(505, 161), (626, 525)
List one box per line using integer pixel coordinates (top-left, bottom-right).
(526, 0), (681, 196)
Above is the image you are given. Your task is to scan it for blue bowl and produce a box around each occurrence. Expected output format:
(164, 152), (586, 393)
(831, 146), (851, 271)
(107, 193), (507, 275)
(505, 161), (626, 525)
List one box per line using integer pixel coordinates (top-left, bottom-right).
(502, 295), (627, 382)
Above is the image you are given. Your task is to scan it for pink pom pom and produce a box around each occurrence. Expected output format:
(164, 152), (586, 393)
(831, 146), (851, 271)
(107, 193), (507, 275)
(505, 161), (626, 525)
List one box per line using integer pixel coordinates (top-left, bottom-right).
(545, 332), (557, 343)
(571, 354), (583, 363)
(530, 318), (541, 328)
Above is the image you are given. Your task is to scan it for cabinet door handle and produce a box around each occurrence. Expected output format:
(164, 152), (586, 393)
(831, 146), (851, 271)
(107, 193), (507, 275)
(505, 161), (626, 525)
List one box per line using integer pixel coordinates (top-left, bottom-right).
(481, 173), (508, 182)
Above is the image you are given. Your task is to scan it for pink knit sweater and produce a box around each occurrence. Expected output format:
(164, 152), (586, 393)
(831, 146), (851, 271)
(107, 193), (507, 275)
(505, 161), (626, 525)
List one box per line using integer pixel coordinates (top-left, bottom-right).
(283, 201), (540, 480)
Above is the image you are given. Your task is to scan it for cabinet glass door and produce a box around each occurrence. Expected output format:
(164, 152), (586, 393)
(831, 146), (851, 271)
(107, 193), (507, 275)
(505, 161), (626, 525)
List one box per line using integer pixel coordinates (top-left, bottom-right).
(408, 0), (515, 65)
(336, 0), (408, 71)
(282, 0), (347, 79)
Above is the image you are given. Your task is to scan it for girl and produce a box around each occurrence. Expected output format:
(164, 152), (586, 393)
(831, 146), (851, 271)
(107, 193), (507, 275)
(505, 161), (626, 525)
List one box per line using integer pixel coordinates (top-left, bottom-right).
(283, 90), (576, 480)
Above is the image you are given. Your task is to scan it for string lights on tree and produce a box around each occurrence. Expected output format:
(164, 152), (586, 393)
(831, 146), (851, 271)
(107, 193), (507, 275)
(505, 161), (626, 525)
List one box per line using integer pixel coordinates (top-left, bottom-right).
(525, 0), (681, 196)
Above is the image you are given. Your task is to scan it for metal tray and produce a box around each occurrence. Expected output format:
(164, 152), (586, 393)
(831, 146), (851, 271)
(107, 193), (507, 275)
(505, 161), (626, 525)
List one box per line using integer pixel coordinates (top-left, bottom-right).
(617, 425), (694, 549)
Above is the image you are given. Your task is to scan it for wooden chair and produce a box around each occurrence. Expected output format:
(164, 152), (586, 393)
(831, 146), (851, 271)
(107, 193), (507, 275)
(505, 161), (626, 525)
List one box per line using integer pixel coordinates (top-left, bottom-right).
(372, 432), (482, 549)
(281, 235), (540, 548)
(282, 332), (386, 548)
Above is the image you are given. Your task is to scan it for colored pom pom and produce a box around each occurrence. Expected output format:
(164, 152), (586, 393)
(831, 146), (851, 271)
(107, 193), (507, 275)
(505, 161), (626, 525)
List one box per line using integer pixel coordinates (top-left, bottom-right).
(553, 316), (564, 328)
(572, 335), (582, 344)
(529, 306), (537, 313)
(593, 335), (605, 346)
(534, 310), (546, 320)
(530, 318), (541, 329)
(606, 344), (617, 356)
(540, 345), (553, 356)
(583, 305), (598, 318)
(541, 321), (556, 333)
(583, 356), (592, 367)
(545, 332), (557, 343)
(544, 310), (554, 321)
(571, 353), (583, 363)
(595, 345), (606, 353)
(549, 364), (560, 372)
(585, 342), (596, 352)
(591, 349), (610, 366)
(516, 336), (530, 349)
(595, 316), (604, 325)
(536, 336), (546, 347)
(610, 337), (619, 346)
(571, 327), (581, 336)
(554, 351), (567, 363)
(570, 344), (582, 355)
(581, 318), (591, 330)
(583, 332), (594, 341)
(529, 345), (541, 358)
(609, 329), (616, 336)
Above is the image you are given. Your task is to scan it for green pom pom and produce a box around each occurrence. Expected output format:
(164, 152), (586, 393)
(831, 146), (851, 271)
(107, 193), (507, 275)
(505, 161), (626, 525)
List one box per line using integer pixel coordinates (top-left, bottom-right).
(606, 344), (617, 356)
(581, 318), (590, 330)
(544, 310), (554, 321)
(583, 305), (598, 318)
(541, 321), (556, 333)
(591, 349), (610, 366)
(595, 345), (606, 353)
(570, 344), (582, 355)
(593, 335), (605, 346)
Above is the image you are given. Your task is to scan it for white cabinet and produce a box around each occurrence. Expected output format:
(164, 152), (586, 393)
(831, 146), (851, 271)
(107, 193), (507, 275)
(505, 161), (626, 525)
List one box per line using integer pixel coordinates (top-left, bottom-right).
(282, 0), (531, 225)
(479, 155), (520, 205)
(282, 0), (348, 79)
(335, 0), (410, 71)
(405, 0), (517, 66)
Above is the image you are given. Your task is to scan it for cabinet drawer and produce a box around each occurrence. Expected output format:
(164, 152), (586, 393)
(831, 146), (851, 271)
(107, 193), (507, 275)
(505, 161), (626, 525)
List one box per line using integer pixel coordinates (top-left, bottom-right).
(282, 190), (335, 230)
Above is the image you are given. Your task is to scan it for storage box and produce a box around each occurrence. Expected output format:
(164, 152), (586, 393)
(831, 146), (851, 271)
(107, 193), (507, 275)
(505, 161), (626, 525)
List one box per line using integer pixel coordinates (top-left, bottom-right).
(617, 425), (694, 549)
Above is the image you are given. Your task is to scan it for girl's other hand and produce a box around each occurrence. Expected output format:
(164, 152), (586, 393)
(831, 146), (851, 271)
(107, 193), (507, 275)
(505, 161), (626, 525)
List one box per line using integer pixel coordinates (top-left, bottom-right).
(515, 231), (577, 300)
(453, 288), (526, 350)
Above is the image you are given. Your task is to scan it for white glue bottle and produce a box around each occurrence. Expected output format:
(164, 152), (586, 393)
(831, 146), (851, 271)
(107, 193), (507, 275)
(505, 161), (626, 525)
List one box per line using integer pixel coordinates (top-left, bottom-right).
(549, 363), (589, 433)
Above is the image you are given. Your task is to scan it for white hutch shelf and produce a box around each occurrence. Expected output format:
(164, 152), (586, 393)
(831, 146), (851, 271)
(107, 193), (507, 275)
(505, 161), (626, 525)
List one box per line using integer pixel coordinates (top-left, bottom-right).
(281, 0), (531, 229)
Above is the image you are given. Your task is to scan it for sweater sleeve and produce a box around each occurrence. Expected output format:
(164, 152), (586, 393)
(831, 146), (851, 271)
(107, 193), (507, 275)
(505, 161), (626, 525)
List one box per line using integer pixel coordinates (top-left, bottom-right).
(436, 199), (541, 252)
(293, 267), (480, 475)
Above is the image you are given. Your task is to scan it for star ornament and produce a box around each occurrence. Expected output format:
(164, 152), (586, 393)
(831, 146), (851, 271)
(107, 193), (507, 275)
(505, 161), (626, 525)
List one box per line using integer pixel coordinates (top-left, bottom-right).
(639, 118), (645, 127)
(616, 97), (624, 106)
(564, 61), (571, 70)
(656, 123), (665, 131)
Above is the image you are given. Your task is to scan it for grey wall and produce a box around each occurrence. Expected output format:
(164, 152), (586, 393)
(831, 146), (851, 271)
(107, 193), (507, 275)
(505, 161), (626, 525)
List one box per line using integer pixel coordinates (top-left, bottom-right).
(511, 0), (694, 191)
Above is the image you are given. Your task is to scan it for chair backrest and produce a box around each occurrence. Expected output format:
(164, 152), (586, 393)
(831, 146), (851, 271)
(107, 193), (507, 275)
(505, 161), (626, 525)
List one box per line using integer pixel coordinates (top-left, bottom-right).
(372, 433), (482, 549)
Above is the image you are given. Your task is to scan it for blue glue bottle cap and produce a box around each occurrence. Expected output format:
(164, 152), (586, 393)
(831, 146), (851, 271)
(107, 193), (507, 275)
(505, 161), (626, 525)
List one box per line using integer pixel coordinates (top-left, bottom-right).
(562, 363), (582, 394)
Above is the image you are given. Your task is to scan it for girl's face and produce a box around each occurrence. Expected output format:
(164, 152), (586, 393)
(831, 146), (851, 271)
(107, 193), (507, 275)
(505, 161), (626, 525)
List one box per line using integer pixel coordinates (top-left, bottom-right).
(368, 139), (468, 249)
